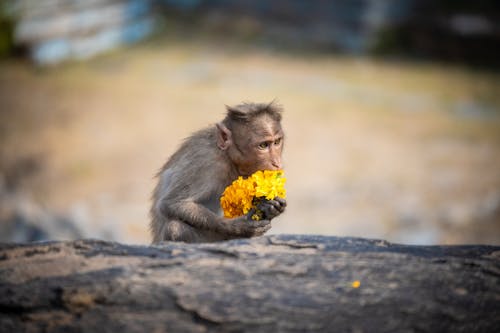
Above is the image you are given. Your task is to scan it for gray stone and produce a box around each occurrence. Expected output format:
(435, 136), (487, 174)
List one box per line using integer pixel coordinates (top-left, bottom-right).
(0, 235), (499, 332)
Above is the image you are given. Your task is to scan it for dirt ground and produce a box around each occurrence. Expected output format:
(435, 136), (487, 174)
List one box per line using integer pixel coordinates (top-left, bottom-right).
(1, 37), (500, 245)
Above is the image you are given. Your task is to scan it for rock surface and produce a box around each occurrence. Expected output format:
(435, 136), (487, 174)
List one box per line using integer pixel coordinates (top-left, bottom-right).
(1, 235), (499, 332)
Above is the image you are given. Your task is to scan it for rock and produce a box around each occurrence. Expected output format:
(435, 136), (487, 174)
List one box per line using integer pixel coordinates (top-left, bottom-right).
(0, 235), (499, 332)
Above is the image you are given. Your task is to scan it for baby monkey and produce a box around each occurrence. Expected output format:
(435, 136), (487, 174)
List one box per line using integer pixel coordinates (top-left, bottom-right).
(150, 102), (287, 243)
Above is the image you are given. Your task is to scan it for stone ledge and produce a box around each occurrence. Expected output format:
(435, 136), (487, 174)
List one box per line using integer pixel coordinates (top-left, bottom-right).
(1, 235), (499, 332)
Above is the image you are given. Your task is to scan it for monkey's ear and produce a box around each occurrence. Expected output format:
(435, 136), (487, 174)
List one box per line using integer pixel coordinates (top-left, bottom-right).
(216, 122), (232, 150)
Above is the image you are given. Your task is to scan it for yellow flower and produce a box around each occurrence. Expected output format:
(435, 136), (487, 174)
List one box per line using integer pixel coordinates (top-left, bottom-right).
(220, 170), (286, 218)
(252, 170), (287, 200)
(351, 280), (361, 288)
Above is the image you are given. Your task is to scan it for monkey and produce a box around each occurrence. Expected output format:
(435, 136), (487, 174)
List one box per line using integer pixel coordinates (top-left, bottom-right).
(150, 102), (287, 243)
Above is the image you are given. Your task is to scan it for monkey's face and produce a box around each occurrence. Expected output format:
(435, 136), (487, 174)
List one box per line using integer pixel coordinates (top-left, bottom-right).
(229, 116), (284, 177)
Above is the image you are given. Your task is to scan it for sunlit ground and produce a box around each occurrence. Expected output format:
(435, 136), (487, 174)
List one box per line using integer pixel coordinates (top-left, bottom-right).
(1, 36), (499, 245)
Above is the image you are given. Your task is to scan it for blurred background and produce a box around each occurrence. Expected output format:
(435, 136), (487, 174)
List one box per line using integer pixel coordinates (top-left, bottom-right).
(1, 0), (499, 245)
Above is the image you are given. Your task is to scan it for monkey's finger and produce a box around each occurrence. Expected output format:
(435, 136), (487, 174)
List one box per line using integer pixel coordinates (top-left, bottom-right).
(258, 200), (278, 210)
(258, 200), (284, 217)
(274, 197), (286, 206)
(259, 199), (286, 214)
(275, 197), (287, 208)
(261, 205), (280, 220)
(264, 199), (286, 213)
(260, 199), (279, 208)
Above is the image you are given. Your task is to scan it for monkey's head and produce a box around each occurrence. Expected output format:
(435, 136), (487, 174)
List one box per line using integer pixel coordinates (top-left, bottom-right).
(216, 102), (284, 177)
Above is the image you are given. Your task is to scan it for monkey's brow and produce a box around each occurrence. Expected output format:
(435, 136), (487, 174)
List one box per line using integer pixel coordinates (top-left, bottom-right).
(251, 132), (280, 143)
(254, 126), (283, 137)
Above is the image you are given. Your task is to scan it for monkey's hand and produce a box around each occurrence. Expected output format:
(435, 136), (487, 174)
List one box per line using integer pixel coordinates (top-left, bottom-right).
(223, 215), (271, 238)
(256, 197), (287, 221)
(220, 198), (286, 237)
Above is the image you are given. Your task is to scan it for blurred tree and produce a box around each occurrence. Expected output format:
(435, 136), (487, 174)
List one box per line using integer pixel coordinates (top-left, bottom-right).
(372, 0), (500, 67)
(0, 2), (15, 57)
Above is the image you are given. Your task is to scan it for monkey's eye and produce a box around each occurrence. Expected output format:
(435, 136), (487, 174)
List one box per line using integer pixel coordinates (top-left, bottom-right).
(274, 138), (282, 146)
(258, 142), (270, 150)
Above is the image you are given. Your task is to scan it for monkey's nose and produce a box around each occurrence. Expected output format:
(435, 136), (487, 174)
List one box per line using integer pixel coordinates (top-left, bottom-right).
(271, 161), (282, 170)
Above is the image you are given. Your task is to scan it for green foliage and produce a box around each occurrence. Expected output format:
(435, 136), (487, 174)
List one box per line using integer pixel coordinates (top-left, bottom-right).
(0, 3), (14, 57)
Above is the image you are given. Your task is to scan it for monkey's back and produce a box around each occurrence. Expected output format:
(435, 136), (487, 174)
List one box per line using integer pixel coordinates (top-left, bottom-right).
(150, 126), (237, 230)
(160, 126), (236, 195)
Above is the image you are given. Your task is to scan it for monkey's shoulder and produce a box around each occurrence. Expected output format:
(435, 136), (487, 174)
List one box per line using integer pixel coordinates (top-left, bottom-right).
(158, 126), (234, 196)
(173, 127), (222, 168)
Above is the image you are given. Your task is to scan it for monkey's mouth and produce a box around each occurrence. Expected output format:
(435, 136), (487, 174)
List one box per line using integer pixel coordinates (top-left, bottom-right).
(238, 168), (253, 178)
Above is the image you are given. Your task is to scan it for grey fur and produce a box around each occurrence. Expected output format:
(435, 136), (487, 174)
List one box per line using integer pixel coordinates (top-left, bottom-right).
(150, 102), (286, 243)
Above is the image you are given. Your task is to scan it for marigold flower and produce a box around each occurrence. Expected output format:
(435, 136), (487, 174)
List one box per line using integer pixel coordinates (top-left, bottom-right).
(220, 170), (286, 219)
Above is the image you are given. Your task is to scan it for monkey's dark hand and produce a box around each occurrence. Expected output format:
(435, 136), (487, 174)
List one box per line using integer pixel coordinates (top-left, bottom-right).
(256, 197), (287, 221)
(228, 216), (271, 237)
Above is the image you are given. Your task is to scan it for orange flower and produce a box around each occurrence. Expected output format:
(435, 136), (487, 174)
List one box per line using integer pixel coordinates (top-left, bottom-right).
(220, 170), (286, 218)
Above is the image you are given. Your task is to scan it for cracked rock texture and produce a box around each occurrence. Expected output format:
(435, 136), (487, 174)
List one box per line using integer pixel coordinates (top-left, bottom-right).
(1, 235), (499, 332)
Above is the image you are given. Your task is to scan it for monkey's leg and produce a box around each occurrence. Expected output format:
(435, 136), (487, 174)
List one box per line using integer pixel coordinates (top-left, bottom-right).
(159, 219), (202, 243)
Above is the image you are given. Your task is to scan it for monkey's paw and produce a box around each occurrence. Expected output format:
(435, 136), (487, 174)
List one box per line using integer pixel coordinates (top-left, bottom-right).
(254, 197), (287, 221)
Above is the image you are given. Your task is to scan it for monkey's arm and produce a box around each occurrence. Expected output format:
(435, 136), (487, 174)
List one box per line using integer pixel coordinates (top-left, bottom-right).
(159, 197), (271, 237)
